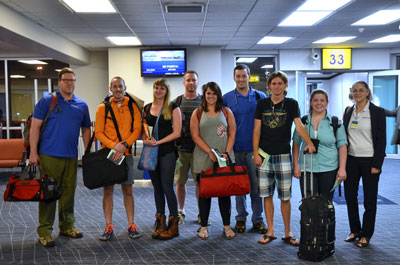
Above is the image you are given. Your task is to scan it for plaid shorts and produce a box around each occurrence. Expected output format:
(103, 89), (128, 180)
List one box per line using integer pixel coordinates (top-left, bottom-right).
(257, 153), (293, 200)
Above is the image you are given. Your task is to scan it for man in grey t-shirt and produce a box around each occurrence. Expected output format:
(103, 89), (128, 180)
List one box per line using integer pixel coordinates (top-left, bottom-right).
(173, 71), (202, 224)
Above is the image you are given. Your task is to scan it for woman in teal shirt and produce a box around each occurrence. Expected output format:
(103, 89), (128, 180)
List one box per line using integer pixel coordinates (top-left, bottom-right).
(292, 89), (347, 199)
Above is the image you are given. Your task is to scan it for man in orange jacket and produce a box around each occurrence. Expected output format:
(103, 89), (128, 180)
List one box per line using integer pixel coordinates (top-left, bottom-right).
(95, 76), (142, 241)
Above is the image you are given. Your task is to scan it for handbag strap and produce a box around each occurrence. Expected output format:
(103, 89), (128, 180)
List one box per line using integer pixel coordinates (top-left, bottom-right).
(20, 165), (42, 180)
(212, 153), (236, 174)
(151, 105), (164, 141)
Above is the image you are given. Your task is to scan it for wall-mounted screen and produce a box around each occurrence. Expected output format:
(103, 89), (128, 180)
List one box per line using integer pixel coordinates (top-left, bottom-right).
(322, 48), (352, 70)
(140, 48), (187, 77)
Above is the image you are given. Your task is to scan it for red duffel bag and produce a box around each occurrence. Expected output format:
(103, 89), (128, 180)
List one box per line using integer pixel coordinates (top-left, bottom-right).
(4, 165), (61, 202)
(199, 156), (250, 198)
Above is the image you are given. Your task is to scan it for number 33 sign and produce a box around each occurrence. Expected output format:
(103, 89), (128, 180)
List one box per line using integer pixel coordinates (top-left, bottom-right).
(322, 48), (352, 69)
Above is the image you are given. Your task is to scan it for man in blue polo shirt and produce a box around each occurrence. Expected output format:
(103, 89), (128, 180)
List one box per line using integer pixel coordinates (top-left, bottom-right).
(223, 64), (267, 234)
(30, 67), (91, 247)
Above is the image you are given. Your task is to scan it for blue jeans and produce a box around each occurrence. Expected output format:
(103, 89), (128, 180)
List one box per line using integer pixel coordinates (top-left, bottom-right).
(234, 151), (263, 224)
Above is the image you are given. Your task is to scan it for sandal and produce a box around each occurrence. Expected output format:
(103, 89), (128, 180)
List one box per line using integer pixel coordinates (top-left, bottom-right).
(222, 227), (235, 240)
(197, 227), (208, 240)
(258, 234), (277, 244)
(356, 237), (370, 248)
(282, 235), (300, 246)
(345, 233), (360, 242)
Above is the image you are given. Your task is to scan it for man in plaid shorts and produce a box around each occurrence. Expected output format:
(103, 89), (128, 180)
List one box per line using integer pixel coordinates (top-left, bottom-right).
(253, 71), (315, 246)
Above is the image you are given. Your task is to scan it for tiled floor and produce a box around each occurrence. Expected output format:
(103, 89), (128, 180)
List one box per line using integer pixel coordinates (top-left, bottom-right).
(0, 159), (399, 264)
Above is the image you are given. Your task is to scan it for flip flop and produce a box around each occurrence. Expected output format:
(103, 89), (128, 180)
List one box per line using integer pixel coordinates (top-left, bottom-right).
(222, 227), (235, 240)
(258, 234), (277, 244)
(282, 236), (300, 246)
(197, 227), (208, 240)
(356, 237), (370, 248)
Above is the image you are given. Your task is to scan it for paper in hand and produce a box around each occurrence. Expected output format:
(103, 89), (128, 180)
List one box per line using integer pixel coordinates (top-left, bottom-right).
(211, 149), (227, 167)
(258, 148), (270, 168)
(107, 149), (125, 165)
(330, 178), (341, 192)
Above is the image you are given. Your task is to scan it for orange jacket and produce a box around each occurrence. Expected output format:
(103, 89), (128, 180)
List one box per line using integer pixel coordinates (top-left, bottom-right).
(95, 96), (142, 155)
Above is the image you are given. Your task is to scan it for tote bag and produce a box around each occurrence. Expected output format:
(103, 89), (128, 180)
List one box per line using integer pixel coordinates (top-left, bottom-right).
(138, 106), (163, 171)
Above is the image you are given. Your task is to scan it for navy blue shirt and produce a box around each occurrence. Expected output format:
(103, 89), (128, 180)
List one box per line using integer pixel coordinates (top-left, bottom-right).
(223, 87), (266, 151)
(33, 91), (91, 158)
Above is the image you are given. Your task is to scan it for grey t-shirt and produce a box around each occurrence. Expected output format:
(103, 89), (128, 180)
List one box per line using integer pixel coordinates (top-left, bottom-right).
(193, 111), (235, 173)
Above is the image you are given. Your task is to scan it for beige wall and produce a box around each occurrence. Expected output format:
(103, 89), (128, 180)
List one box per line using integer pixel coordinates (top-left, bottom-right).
(72, 51), (109, 121)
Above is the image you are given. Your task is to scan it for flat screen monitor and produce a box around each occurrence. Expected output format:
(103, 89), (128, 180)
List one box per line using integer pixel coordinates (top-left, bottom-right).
(322, 48), (352, 70)
(140, 48), (187, 77)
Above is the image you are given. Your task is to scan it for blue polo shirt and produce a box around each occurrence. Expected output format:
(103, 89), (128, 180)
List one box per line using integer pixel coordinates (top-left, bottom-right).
(293, 114), (348, 172)
(33, 90), (91, 158)
(223, 87), (266, 151)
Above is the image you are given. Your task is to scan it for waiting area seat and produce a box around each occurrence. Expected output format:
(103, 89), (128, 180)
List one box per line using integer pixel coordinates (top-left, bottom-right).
(0, 138), (24, 168)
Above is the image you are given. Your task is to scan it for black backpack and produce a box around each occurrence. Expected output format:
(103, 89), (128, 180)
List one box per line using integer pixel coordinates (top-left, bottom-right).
(103, 93), (138, 133)
(301, 115), (340, 139)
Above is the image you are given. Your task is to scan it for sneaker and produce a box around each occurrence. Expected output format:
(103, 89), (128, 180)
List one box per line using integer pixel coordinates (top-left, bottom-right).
(128, 224), (141, 239)
(178, 210), (186, 225)
(59, 227), (83, 238)
(38, 235), (55, 247)
(99, 224), (114, 241)
(235, 220), (246, 233)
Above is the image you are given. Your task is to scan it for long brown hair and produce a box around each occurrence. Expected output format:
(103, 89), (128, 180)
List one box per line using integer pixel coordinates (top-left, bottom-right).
(153, 78), (172, 120)
(200, 82), (223, 112)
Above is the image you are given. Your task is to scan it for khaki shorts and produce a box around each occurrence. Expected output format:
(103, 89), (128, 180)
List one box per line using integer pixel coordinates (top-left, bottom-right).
(174, 151), (197, 184)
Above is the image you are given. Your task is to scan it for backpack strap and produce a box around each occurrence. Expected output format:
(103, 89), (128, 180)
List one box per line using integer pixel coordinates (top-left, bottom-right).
(196, 106), (228, 123)
(330, 116), (340, 139)
(39, 93), (58, 137)
(175, 95), (183, 107)
(255, 91), (261, 102)
(301, 115), (308, 125)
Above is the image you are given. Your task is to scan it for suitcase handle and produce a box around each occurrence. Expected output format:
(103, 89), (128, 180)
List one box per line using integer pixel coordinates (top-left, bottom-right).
(303, 153), (314, 198)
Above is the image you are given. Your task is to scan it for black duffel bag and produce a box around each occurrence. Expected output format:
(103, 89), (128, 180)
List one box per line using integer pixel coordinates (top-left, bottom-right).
(82, 143), (128, 189)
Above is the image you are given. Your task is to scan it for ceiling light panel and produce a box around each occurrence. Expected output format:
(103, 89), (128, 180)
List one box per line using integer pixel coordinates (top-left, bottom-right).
(313, 36), (356, 43)
(236, 58), (257, 63)
(369, 34), (400, 43)
(298, 0), (353, 11)
(352, 10), (400, 26)
(18, 60), (48, 65)
(61, 0), (116, 13)
(279, 11), (332, 26)
(107, 37), (142, 46)
(257, 36), (292, 44)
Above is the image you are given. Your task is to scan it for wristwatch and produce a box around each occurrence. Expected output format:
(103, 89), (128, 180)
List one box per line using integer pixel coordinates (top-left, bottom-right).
(122, 142), (129, 148)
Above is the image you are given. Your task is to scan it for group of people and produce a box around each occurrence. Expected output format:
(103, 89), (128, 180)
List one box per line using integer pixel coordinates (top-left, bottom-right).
(29, 65), (390, 250)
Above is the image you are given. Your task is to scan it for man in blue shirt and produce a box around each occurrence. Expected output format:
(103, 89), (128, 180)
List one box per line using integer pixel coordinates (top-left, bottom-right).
(30, 67), (91, 247)
(223, 64), (267, 234)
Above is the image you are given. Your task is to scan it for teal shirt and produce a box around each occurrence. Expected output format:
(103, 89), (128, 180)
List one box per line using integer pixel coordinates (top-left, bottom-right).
(293, 114), (347, 172)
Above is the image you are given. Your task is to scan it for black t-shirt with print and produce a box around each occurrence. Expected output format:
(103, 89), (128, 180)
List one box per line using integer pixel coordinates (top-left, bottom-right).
(144, 102), (178, 157)
(254, 97), (300, 155)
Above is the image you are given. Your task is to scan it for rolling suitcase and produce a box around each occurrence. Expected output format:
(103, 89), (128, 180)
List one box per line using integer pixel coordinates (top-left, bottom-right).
(298, 153), (335, 262)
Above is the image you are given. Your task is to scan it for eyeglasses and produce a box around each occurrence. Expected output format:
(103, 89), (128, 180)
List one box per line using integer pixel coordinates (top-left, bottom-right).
(61, 79), (76, 83)
(351, 89), (367, 93)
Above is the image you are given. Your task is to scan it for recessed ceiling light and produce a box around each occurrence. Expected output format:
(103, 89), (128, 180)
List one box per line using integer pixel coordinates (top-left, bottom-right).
(352, 10), (400, 26)
(369, 34), (400, 43)
(298, 0), (353, 11)
(313, 36), (356, 43)
(257, 36), (292, 44)
(279, 0), (353, 27)
(236, 58), (257, 63)
(18, 60), (48, 65)
(261, 65), (274, 69)
(279, 11), (332, 26)
(55, 69), (62, 72)
(10, 75), (26, 78)
(61, 0), (116, 13)
(106, 36), (142, 46)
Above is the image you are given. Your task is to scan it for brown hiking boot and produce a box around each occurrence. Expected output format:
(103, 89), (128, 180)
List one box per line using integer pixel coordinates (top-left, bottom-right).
(152, 213), (166, 239)
(159, 215), (179, 240)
